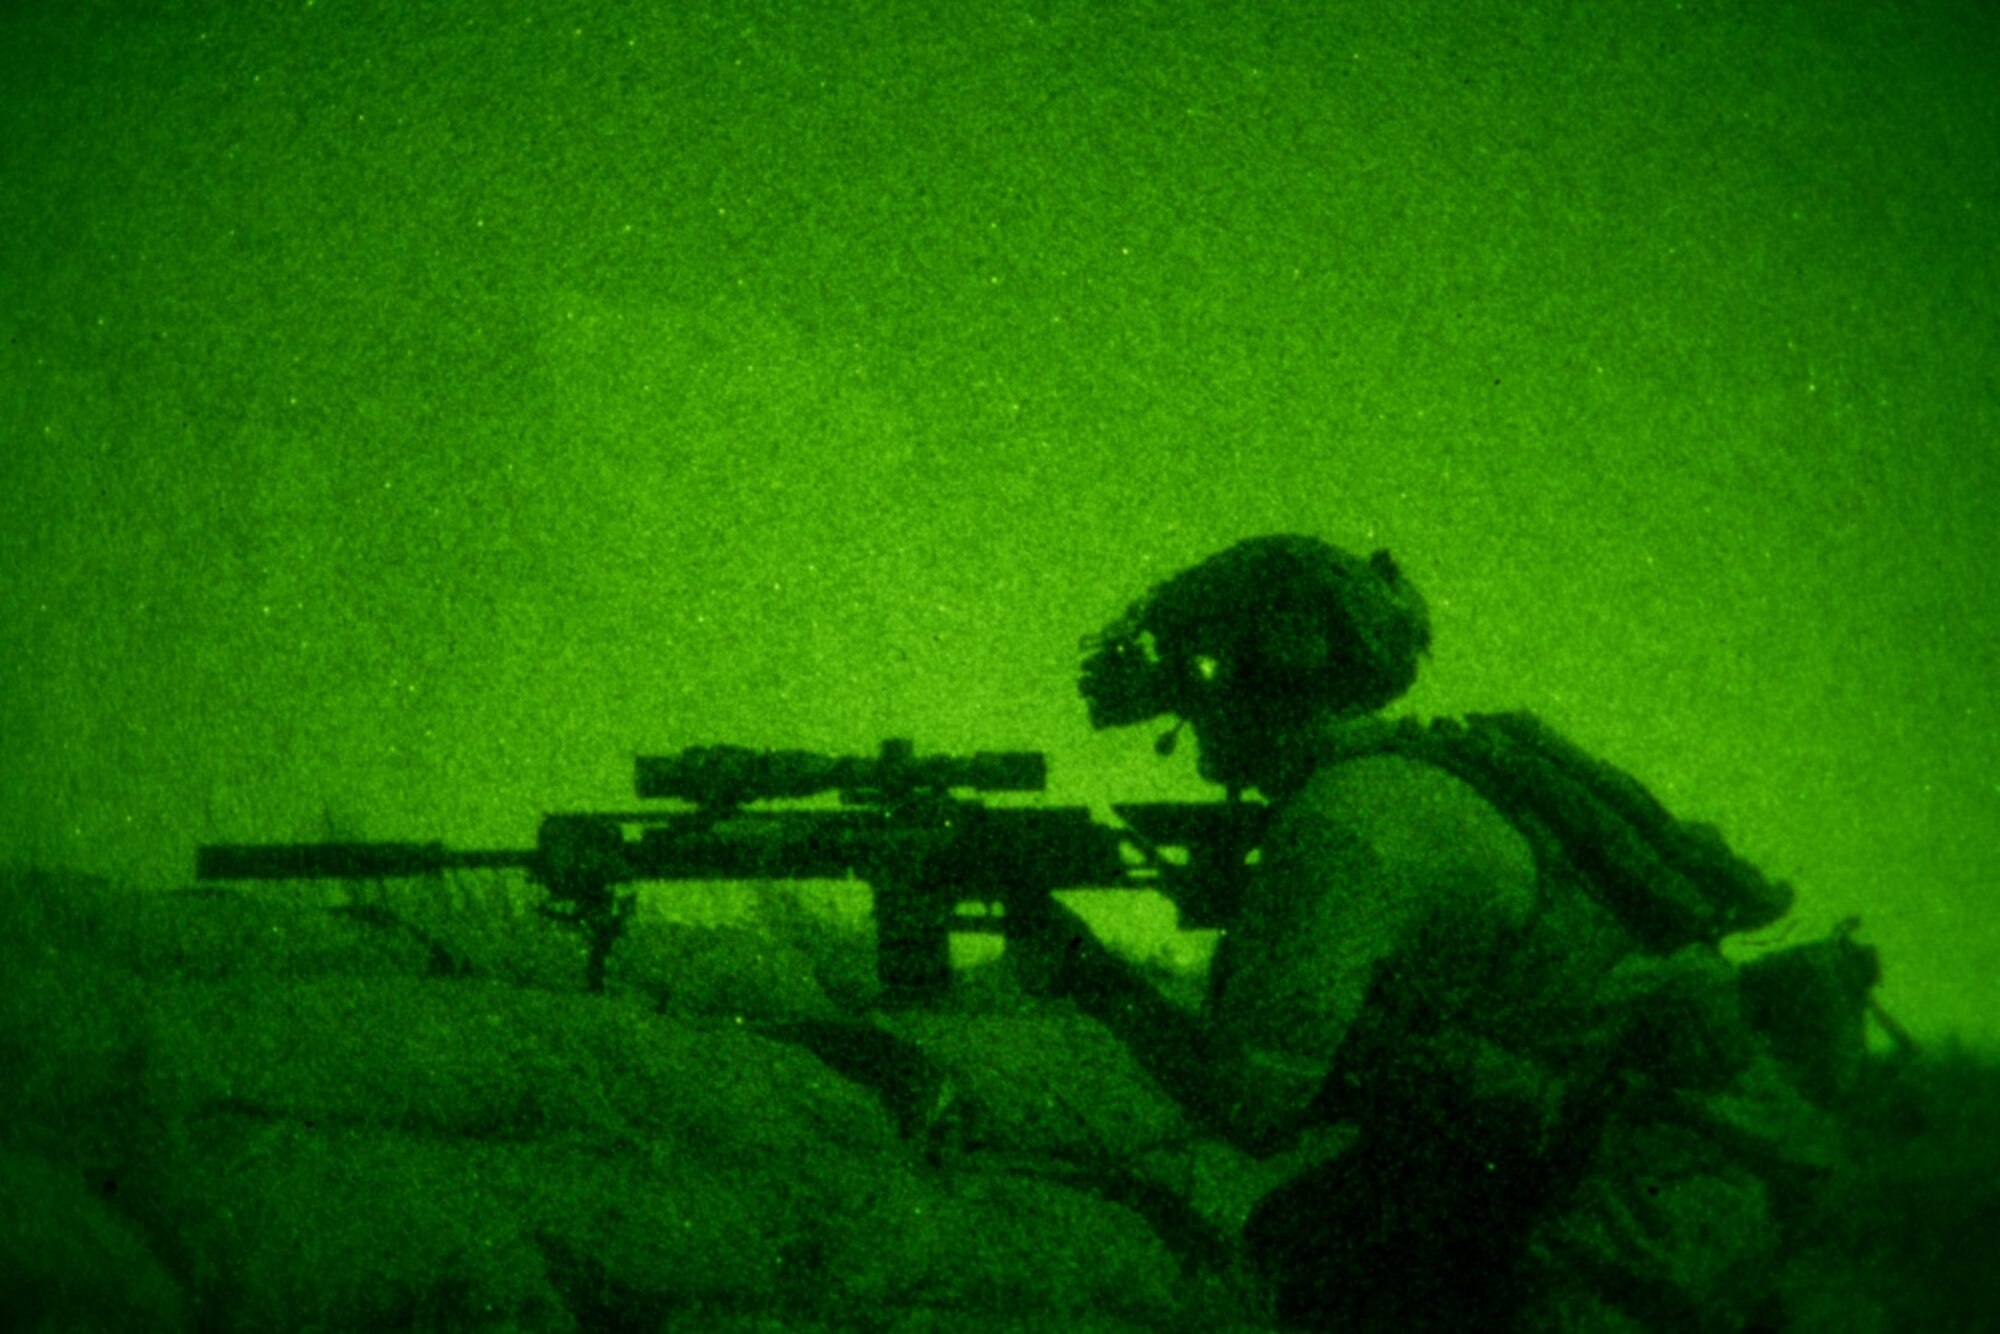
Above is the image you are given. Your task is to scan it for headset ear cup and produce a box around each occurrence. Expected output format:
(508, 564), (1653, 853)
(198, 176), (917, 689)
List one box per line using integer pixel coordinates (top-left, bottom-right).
(1261, 609), (1332, 679)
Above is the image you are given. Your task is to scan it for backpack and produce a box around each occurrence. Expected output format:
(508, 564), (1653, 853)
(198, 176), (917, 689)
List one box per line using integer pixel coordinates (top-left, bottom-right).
(1322, 710), (1793, 951)
(1326, 710), (1889, 1104)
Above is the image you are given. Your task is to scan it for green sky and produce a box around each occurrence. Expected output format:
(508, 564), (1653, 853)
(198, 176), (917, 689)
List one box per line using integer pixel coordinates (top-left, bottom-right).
(3, 0), (1994, 1047)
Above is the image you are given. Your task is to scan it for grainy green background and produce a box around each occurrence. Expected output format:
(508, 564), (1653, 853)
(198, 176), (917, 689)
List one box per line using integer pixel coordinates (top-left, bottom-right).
(4, 0), (1993, 1046)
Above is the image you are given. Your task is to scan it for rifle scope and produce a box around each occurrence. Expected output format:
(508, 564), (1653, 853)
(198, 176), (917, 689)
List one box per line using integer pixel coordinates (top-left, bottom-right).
(634, 738), (1046, 806)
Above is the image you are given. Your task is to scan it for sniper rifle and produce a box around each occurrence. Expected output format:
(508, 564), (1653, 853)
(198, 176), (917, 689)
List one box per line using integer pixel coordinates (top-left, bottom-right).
(195, 739), (1267, 1002)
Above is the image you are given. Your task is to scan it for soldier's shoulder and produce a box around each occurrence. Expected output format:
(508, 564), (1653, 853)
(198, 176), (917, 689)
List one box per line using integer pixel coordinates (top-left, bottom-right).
(1285, 728), (1539, 904)
(1289, 716), (1518, 835)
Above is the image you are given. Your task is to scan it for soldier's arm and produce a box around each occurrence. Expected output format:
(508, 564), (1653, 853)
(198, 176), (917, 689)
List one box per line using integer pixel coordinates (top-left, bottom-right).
(1032, 908), (1222, 1121)
(1210, 755), (1544, 1139)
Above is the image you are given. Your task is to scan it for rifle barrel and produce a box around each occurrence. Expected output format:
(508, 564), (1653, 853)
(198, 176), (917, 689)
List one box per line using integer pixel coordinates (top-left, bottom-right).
(196, 841), (528, 881)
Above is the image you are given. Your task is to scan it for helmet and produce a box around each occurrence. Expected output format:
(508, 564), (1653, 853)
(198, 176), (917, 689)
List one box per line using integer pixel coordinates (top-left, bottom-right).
(1078, 535), (1431, 731)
